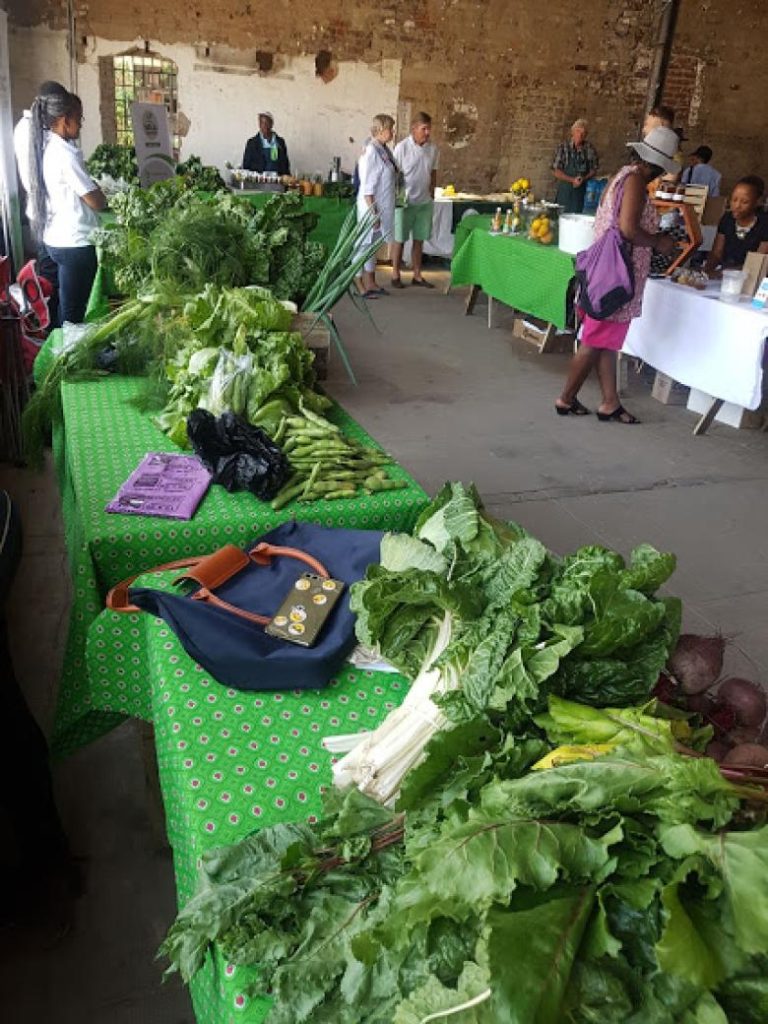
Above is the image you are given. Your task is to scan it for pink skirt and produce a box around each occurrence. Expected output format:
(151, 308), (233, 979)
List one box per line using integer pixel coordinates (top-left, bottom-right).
(580, 315), (630, 351)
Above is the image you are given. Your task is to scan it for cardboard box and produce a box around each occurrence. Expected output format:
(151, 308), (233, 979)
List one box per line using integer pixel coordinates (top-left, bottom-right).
(686, 388), (765, 430)
(701, 196), (726, 227)
(651, 371), (689, 405)
(511, 317), (575, 353)
(742, 252), (768, 297)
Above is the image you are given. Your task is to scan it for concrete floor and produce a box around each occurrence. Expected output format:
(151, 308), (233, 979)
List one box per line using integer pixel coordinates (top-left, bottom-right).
(2, 266), (767, 1020)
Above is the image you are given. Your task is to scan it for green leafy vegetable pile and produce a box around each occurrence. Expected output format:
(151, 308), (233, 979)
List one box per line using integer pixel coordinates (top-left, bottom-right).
(175, 154), (227, 192)
(86, 142), (139, 183)
(334, 482), (680, 803)
(96, 186), (326, 303)
(161, 484), (768, 1023)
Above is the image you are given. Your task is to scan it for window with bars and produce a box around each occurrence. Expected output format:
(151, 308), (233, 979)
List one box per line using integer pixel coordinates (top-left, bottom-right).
(102, 51), (180, 151)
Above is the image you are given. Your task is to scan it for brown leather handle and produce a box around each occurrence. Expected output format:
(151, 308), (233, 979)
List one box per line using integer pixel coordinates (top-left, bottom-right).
(106, 543), (330, 626)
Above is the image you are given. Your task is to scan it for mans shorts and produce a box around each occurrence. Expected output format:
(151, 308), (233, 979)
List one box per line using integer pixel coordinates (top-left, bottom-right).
(394, 201), (434, 243)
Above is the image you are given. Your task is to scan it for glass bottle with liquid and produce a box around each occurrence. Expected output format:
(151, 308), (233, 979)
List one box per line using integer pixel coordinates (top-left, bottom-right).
(511, 200), (521, 235)
(492, 206), (503, 233)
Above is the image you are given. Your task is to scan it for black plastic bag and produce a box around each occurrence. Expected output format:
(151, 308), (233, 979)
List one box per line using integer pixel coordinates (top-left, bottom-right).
(187, 409), (291, 500)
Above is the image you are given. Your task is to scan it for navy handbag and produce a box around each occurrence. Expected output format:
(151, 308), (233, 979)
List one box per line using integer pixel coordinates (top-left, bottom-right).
(107, 521), (383, 692)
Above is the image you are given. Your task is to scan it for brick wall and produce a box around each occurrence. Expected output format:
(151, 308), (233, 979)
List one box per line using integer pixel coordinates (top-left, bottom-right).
(8, 0), (765, 196)
(663, 2), (767, 194)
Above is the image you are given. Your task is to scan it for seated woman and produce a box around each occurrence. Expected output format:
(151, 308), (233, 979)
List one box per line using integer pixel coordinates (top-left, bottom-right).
(705, 176), (768, 273)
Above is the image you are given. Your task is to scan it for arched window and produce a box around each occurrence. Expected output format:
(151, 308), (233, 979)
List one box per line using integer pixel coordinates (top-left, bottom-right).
(100, 48), (179, 150)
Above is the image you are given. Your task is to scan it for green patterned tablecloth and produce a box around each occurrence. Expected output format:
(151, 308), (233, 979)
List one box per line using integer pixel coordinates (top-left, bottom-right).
(152, 620), (408, 1024)
(85, 587), (408, 1024)
(451, 215), (575, 329)
(51, 374), (427, 756)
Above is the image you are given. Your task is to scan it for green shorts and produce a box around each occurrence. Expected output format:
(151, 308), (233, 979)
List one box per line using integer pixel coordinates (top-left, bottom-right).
(394, 202), (434, 243)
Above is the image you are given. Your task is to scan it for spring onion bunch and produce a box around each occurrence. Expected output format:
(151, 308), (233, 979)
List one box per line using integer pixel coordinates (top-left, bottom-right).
(301, 206), (380, 316)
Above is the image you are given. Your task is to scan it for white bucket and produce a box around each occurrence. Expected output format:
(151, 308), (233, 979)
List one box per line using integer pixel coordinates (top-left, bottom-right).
(558, 214), (595, 255)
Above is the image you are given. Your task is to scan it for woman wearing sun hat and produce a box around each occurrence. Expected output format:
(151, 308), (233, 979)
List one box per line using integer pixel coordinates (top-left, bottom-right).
(555, 126), (679, 424)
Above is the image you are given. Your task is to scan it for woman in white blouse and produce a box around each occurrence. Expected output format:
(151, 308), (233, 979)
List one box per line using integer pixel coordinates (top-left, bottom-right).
(355, 114), (397, 298)
(28, 91), (106, 326)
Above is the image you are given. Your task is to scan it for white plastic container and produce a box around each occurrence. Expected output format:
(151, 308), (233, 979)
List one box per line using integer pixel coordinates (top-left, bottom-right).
(720, 269), (747, 304)
(558, 214), (595, 255)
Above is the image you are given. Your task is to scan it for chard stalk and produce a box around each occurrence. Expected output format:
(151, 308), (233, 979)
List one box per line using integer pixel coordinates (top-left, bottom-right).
(330, 612), (455, 805)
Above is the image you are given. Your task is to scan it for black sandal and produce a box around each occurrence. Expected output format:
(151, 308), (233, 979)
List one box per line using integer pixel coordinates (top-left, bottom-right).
(555, 398), (591, 417)
(597, 404), (640, 424)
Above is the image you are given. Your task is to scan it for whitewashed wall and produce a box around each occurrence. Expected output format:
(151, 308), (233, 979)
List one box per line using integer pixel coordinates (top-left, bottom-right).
(9, 26), (401, 177)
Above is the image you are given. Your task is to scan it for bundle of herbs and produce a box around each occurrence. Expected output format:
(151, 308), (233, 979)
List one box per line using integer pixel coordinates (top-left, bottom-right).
(96, 186), (328, 304)
(160, 485), (768, 1022)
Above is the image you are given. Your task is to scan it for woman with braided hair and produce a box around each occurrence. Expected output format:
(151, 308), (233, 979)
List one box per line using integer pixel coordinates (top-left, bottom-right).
(27, 90), (105, 326)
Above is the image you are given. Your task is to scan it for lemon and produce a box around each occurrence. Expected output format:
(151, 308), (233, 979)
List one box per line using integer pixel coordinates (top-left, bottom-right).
(540, 231), (554, 245)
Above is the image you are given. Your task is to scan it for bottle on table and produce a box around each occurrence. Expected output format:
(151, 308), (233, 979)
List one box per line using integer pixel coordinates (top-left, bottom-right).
(492, 206), (503, 232)
(503, 208), (513, 234)
(511, 200), (521, 234)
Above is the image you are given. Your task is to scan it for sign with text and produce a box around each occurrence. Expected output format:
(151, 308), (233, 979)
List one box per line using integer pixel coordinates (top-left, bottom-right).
(130, 101), (175, 188)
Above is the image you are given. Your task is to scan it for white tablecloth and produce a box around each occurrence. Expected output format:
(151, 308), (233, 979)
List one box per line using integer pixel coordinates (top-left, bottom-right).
(624, 278), (768, 410)
(402, 200), (455, 263)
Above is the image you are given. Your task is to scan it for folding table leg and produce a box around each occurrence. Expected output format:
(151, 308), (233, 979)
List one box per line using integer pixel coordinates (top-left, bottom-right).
(487, 295), (493, 329)
(136, 720), (169, 852)
(465, 285), (480, 315)
(693, 398), (724, 436)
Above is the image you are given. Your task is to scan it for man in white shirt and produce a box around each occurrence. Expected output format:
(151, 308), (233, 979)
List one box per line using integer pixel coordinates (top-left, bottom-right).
(391, 112), (439, 288)
(681, 146), (721, 197)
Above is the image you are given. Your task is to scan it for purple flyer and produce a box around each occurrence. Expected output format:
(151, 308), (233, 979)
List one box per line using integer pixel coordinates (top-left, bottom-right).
(106, 453), (212, 520)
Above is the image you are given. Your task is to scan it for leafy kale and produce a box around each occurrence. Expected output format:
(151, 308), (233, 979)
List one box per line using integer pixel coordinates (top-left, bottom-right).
(160, 483), (768, 1022)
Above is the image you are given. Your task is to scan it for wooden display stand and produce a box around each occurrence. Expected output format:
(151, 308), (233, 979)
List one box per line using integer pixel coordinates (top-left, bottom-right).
(651, 199), (703, 274)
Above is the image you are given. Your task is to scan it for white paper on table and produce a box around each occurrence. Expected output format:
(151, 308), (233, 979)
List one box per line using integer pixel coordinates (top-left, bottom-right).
(345, 644), (400, 673)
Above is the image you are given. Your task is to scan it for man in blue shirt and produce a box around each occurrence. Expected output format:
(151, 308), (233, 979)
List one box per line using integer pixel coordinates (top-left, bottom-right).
(681, 146), (721, 196)
(242, 112), (291, 175)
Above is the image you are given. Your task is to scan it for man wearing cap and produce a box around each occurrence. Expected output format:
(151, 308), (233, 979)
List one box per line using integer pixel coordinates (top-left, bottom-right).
(681, 146), (721, 197)
(242, 112), (291, 175)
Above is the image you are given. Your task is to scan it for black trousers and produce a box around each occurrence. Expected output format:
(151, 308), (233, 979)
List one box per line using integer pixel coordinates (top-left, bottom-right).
(0, 492), (70, 869)
(36, 241), (60, 330)
(44, 244), (97, 327)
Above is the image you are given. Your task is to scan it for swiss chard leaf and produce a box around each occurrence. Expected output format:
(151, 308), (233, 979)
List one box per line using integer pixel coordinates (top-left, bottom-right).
(487, 889), (595, 1023)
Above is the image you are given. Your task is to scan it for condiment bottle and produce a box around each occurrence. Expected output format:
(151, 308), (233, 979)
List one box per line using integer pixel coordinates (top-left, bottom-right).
(492, 206), (503, 232)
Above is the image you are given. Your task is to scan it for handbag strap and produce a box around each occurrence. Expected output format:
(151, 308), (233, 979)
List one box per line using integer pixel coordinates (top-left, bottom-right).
(106, 542), (330, 627)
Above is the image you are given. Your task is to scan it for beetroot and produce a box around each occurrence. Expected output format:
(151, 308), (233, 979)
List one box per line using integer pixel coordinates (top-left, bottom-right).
(727, 725), (762, 746)
(722, 743), (768, 769)
(706, 702), (737, 736)
(685, 693), (712, 715)
(716, 677), (767, 728)
(667, 634), (725, 694)
(652, 673), (679, 705)
(705, 738), (732, 763)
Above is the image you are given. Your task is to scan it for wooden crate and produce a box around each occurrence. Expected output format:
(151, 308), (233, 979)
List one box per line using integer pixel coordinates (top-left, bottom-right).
(291, 312), (330, 379)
